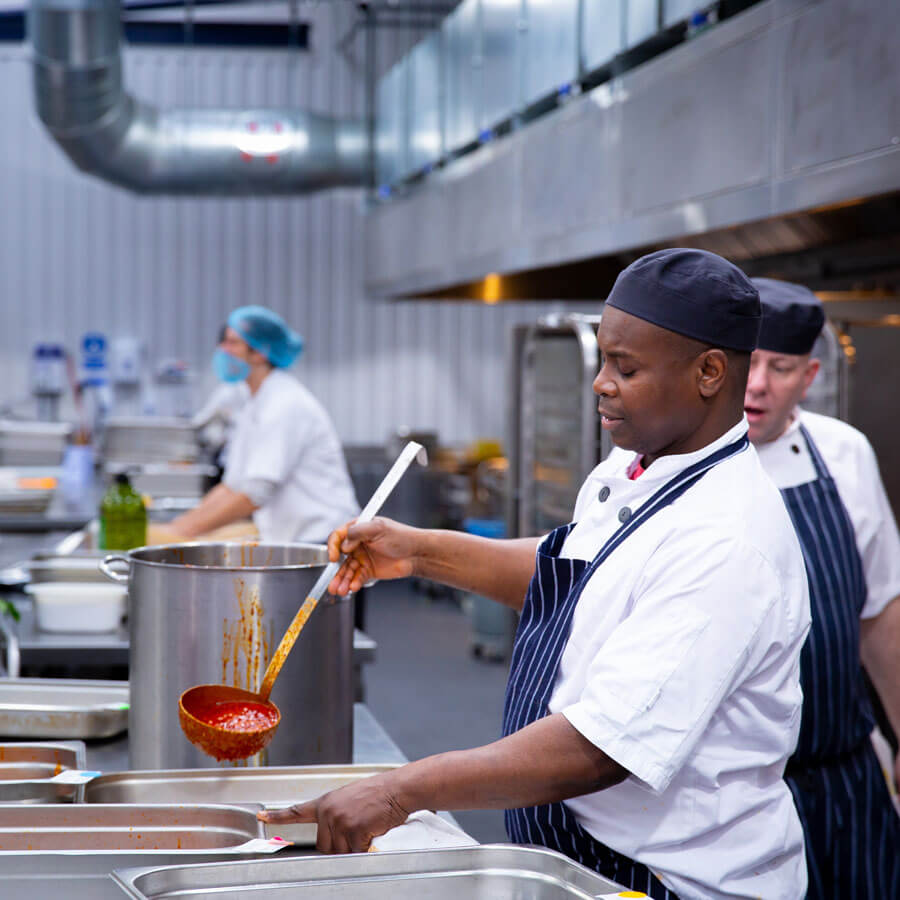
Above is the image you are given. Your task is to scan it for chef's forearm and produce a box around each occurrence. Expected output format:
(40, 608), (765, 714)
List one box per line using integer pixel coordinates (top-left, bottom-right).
(413, 532), (541, 611)
(170, 485), (257, 538)
(389, 713), (627, 813)
(861, 596), (900, 739)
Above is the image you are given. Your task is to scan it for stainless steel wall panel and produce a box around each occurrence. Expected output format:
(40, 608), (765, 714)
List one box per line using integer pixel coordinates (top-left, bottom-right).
(626, 0), (660, 48)
(520, 95), (625, 239)
(443, 0), (481, 152)
(481, 0), (524, 131)
(522, 0), (579, 105)
(782, 0), (900, 173)
(407, 32), (444, 176)
(619, 27), (771, 214)
(582, 0), (626, 73)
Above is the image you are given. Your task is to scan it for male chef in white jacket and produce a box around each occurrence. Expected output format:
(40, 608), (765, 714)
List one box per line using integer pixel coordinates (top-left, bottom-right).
(168, 306), (358, 543)
(744, 278), (900, 898)
(263, 250), (811, 900)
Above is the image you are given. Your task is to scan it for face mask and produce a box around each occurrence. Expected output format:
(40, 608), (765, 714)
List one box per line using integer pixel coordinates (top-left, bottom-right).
(213, 348), (250, 383)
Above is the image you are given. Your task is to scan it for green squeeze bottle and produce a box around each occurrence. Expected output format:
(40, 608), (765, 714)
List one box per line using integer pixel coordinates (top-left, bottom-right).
(99, 473), (147, 551)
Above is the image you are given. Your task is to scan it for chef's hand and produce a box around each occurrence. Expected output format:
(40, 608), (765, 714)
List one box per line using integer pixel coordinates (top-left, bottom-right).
(327, 517), (420, 596)
(257, 776), (411, 853)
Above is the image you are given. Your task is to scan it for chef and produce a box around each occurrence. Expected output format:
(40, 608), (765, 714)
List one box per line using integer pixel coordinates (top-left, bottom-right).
(745, 278), (900, 898)
(262, 250), (811, 900)
(166, 305), (358, 543)
(191, 325), (249, 471)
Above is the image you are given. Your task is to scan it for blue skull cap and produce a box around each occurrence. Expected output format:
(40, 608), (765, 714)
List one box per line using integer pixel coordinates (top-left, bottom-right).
(227, 306), (304, 368)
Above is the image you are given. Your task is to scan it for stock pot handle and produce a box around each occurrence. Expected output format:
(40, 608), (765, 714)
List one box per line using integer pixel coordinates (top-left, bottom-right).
(100, 555), (130, 585)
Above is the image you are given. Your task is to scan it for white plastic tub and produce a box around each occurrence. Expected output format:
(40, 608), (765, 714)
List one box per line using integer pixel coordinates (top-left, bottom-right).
(24, 583), (127, 633)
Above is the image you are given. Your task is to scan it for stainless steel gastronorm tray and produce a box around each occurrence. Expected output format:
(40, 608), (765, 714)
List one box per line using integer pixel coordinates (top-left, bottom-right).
(112, 844), (630, 899)
(0, 803), (284, 900)
(0, 802), (264, 851)
(0, 678), (129, 739)
(0, 740), (86, 803)
(85, 764), (400, 844)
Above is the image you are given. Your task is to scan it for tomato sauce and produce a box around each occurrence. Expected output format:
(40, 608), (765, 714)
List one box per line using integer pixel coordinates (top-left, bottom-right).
(195, 700), (279, 733)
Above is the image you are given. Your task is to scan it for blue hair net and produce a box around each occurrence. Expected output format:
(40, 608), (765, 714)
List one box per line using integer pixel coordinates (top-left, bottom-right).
(227, 306), (304, 368)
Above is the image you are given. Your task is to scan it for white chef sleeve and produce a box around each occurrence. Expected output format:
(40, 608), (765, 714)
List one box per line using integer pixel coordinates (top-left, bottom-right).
(226, 404), (304, 491)
(562, 529), (806, 793)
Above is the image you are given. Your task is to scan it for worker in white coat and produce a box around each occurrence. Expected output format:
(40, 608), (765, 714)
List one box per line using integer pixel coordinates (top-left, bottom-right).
(745, 279), (900, 898)
(191, 325), (249, 470)
(263, 250), (811, 899)
(167, 306), (358, 543)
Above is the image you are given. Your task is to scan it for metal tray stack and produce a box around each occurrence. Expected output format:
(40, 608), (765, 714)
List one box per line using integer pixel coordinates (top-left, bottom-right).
(84, 764), (400, 845)
(112, 844), (630, 899)
(0, 803), (284, 900)
(0, 741), (86, 803)
(0, 679), (129, 739)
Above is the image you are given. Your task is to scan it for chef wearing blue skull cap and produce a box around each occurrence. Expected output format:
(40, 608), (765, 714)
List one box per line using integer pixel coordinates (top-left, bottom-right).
(168, 306), (358, 542)
(745, 278), (900, 899)
(262, 250), (811, 900)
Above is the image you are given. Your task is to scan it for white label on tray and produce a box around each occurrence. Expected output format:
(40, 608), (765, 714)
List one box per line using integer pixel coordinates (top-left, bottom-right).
(51, 769), (102, 784)
(234, 836), (293, 854)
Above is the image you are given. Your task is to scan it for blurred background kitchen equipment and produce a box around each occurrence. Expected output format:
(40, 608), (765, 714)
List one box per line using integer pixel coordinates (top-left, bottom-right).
(0, 420), (71, 467)
(102, 417), (199, 466)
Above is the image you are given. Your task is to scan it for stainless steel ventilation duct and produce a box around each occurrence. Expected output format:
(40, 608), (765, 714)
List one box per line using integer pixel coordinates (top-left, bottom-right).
(30, 0), (368, 194)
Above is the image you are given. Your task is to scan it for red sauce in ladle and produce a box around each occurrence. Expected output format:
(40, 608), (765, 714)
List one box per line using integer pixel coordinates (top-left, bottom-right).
(195, 700), (279, 733)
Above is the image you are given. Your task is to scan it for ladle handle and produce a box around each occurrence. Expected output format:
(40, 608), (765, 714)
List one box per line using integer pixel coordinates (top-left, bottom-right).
(259, 594), (319, 702)
(258, 441), (426, 702)
(305, 440), (427, 604)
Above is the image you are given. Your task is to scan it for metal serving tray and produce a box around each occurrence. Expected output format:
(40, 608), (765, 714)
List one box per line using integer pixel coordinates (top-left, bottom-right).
(0, 803), (284, 900)
(113, 844), (629, 899)
(85, 764), (400, 844)
(0, 679), (129, 739)
(0, 740), (86, 803)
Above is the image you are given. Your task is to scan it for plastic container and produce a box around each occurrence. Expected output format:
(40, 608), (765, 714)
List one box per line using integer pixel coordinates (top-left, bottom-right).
(24, 583), (127, 633)
(462, 518), (515, 661)
(98, 472), (147, 551)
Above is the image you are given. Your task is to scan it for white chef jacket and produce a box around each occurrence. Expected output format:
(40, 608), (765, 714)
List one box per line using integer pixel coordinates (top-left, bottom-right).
(754, 408), (900, 619)
(223, 369), (358, 543)
(551, 419), (810, 900)
(192, 381), (249, 465)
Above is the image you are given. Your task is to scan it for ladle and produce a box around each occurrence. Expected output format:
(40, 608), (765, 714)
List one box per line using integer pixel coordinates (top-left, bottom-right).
(178, 441), (427, 762)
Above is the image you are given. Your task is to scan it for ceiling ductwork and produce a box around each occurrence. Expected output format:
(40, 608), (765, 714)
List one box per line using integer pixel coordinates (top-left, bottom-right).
(29, 0), (369, 194)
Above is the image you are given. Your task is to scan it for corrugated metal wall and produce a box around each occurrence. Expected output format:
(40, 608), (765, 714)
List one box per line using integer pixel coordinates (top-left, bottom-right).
(0, 5), (595, 446)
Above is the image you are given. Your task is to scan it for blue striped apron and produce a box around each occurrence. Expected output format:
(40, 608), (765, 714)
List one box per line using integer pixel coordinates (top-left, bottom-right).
(781, 424), (900, 899)
(502, 433), (750, 900)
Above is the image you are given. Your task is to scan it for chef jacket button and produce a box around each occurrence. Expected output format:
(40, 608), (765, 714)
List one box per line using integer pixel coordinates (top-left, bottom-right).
(598, 486), (610, 502)
(791, 444), (801, 454)
(618, 507), (632, 523)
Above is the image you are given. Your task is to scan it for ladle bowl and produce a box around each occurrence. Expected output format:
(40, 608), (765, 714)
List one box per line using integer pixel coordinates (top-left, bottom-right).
(178, 684), (281, 762)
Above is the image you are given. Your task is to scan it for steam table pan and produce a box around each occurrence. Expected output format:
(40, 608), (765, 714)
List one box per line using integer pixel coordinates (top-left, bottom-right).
(0, 740), (86, 802)
(0, 678), (129, 739)
(113, 844), (633, 899)
(85, 763), (400, 844)
(0, 802), (291, 900)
